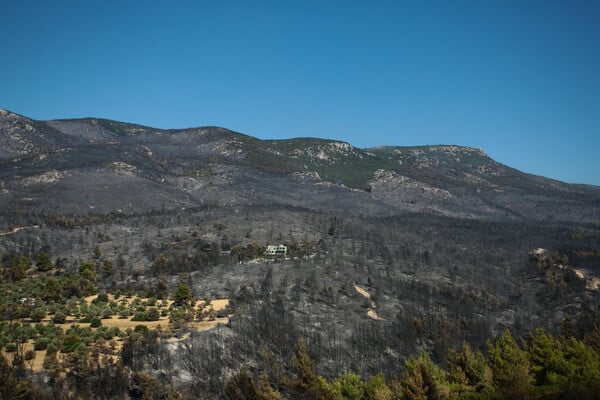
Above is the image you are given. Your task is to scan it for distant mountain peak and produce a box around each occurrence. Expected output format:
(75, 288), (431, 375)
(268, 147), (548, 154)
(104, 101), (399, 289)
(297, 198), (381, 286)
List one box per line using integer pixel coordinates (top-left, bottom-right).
(370, 144), (487, 157)
(425, 145), (487, 157)
(0, 108), (25, 119)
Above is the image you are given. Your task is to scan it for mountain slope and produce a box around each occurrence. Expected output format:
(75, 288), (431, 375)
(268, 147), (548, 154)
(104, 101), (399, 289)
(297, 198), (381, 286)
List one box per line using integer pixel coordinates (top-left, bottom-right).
(1, 109), (598, 225)
(2, 110), (600, 390)
(0, 109), (71, 158)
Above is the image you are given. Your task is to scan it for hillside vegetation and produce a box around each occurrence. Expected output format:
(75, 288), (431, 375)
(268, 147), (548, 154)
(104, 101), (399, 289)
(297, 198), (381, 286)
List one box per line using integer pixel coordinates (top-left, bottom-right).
(1, 110), (600, 398)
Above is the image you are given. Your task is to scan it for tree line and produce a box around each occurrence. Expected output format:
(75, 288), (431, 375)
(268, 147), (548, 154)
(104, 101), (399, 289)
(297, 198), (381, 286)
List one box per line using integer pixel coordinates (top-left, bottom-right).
(225, 327), (600, 400)
(2, 323), (599, 399)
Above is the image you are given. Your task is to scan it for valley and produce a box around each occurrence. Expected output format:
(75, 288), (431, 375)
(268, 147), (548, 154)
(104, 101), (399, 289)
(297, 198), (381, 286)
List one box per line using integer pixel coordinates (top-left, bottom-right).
(1, 109), (600, 398)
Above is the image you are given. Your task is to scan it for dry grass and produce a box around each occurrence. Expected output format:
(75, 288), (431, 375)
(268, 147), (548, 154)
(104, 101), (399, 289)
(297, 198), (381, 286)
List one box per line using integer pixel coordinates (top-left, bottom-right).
(1, 343), (47, 373)
(99, 317), (170, 330)
(4, 296), (231, 372)
(207, 298), (229, 312)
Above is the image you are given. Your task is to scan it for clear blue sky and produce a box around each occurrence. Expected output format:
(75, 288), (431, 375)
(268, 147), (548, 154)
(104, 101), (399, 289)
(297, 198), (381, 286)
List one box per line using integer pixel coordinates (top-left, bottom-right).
(1, 1), (599, 185)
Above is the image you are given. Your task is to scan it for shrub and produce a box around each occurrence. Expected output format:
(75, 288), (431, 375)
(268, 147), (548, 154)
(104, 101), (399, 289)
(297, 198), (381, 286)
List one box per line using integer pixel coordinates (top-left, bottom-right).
(34, 336), (51, 351)
(24, 349), (36, 362)
(36, 252), (54, 272)
(52, 311), (67, 324)
(30, 306), (47, 322)
(93, 293), (109, 304)
(62, 334), (83, 353)
(34, 323), (46, 335)
(131, 312), (147, 322)
(46, 342), (59, 355)
(95, 326), (119, 341)
(146, 307), (160, 321)
(89, 316), (102, 328)
(47, 302), (59, 315)
(134, 325), (148, 334)
(5, 343), (17, 353)
(173, 282), (193, 306)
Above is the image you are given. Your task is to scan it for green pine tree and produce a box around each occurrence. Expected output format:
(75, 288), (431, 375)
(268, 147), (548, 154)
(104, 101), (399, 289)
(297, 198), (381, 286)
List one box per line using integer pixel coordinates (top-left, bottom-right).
(488, 330), (532, 399)
(36, 251), (54, 272)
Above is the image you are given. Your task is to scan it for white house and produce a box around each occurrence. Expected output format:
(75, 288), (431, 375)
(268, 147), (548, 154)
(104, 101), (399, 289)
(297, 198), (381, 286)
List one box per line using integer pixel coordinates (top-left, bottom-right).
(265, 244), (287, 256)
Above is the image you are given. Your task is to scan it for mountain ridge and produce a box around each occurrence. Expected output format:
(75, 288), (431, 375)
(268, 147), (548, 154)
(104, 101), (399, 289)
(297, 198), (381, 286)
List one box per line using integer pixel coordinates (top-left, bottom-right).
(1, 109), (599, 225)
(1, 107), (594, 186)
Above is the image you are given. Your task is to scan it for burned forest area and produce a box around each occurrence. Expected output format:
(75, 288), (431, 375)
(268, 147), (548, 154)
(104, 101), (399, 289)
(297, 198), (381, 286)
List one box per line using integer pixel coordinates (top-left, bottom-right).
(2, 110), (600, 399)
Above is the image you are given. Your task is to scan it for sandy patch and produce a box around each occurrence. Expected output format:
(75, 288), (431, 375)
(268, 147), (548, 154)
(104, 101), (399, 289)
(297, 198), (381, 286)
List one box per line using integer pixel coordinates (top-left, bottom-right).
(573, 268), (600, 290)
(354, 283), (383, 321)
(367, 309), (383, 321)
(0, 225), (40, 237)
(353, 284), (371, 299)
